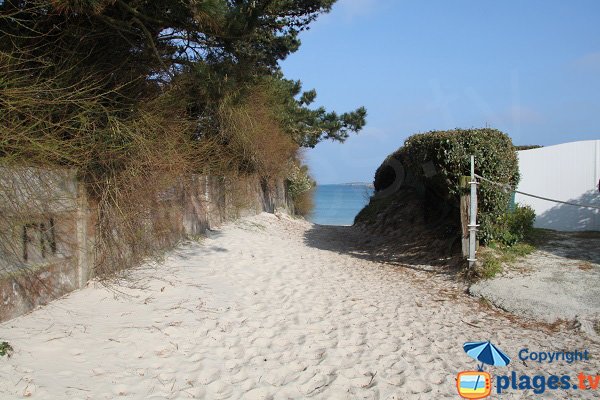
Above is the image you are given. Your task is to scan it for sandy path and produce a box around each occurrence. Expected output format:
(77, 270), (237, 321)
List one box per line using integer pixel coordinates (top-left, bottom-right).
(0, 213), (598, 399)
(470, 232), (600, 327)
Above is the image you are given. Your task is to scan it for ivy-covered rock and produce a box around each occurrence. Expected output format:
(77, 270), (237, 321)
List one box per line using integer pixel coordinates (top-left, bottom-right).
(373, 128), (520, 244)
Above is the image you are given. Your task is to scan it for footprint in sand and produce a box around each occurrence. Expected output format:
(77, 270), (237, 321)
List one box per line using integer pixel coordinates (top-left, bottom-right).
(206, 380), (233, 399)
(414, 353), (435, 363)
(251, 337), (272, 348)
(247, 354), (273, 366)
(57, 369), (74, 377)
(346, 386), (379, 400)
(193, 327), (210, 338)
(197, 367), (220, 385)
(154, 346), (174, 358)
(340, 366), (377, 388)
(383, 394), (405, 400)
(202, 319), (219, 331)
(225, 345), (245, 359)
(112, 384), (129, 396)
(276, 351), (296, 364)
(339, 334), (366, 347)
(182, 386), (206, 398)
(243, 386), (275, 400)
(302, 347), (326, 361)
(426, 371), (447, 385)
(299, 372), (336, 397)
(222, 336), (241, 348)
(227, 369), (248, 384)
(340, 344), (364, 356)
(282, 360), (308, 375)
(271, 337), (292, 351)
(262, 366), (298, 387)
(187, 352), (203, 363)
(238, 377), (256, 392)
(407, 379), (432, 394)
(243, 347), (261, 360)
(163, 326), (182, 337)
(224, 359), (241, 373)
(380, 370), (406, 386)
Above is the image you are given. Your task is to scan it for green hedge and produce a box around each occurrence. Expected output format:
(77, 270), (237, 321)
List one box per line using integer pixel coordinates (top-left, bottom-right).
(374, 128), (520, 244)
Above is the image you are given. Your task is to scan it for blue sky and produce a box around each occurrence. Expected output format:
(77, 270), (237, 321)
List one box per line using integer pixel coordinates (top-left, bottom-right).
(280, 0), (600, 184)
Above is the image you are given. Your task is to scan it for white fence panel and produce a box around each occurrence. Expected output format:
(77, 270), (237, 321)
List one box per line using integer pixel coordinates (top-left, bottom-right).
(515, 140), (600, 231)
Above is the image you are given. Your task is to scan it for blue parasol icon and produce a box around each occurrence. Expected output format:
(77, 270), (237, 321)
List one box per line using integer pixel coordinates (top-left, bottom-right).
(463, 341), (511, 370)
(463, 341), (511, 396)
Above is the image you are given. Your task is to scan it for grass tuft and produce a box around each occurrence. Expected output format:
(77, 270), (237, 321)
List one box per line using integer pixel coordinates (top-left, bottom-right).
(470, 241), (536, 281)
(0, 341), (13, 357)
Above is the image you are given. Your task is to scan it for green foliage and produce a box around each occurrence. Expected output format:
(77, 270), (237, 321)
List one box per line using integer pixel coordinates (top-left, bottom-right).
(506, 242), (536, 257)
(515, 145), (543, 151)
(0, 0), (366, 182)
(471, 241), (535, 281)
(0, 0), (334, 80)
(0, 341), (13, 357)
(0, 0), (362, 277)
(1, 0), (363, 150)
(490, 205), (536, 245)
(287, 162), (315, 216)
(483, 204), (536, 246)
(250, 74), (367, 148)
(375, 128), (520, 245)
(287, 163), (314, 199)
(478, 255), (503, 280)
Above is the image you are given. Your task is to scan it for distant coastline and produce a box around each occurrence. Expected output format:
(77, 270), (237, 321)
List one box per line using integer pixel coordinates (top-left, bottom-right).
(317, 182), (374, 188)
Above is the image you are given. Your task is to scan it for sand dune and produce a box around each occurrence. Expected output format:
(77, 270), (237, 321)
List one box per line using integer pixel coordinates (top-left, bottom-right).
(0, 213), (598, 399)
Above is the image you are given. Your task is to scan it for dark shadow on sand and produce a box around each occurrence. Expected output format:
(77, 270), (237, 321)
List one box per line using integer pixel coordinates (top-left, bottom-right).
(529, 190), (600, 264)
(531, 230), (600, 265)
(303, 223), (462, 277)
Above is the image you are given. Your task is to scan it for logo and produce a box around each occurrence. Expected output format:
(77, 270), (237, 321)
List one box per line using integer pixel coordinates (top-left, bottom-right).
(457, 341), (511, 399)
(457, 371), (492, 399)
(456, 342), (597, 396)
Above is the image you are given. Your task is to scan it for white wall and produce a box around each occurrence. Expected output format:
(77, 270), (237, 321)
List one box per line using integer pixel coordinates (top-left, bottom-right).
(515, 140), (600, 231)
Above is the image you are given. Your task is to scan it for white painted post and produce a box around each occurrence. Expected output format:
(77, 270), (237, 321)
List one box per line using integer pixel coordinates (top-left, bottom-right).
(468, 155), (478, 267)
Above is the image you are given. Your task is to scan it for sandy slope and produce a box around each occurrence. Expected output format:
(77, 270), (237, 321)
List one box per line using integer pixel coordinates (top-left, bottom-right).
(0, 213), (598, 399)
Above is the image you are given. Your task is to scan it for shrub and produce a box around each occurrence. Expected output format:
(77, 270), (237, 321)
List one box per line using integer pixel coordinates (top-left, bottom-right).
(292, 190), (314, 217)
(374, 128), (520, 244)
(0, 341), (13, 357)
(217, 88), (298, 180)
(286, 163), (315, 216)
(506, 204), (536, 243)
(483, 204), (536, 246)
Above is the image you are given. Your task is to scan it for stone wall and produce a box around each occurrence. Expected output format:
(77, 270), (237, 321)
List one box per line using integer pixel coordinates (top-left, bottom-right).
(0, 168), (291, 321)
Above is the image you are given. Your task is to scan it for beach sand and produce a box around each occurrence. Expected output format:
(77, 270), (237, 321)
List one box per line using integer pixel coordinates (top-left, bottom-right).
(0, 213), (598, 399)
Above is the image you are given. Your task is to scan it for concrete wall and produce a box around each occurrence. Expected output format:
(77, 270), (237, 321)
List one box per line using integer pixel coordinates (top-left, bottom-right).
(515, 140), (600, 231)
(0, 169), (291, 321)
(0, 168), (87, 321)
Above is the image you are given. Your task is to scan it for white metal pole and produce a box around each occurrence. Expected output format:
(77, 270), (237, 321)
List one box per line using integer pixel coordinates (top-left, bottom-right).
(468, 155), (478, 267)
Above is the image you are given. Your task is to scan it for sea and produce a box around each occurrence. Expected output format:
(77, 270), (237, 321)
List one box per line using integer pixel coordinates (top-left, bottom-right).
(308, 184), (374, 226)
